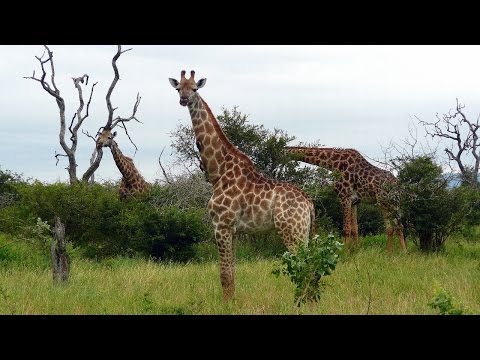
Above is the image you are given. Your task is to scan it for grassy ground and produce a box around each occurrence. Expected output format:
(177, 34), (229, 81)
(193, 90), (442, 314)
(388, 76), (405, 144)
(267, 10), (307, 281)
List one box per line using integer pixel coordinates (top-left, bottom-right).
(0, 233), (479, 314)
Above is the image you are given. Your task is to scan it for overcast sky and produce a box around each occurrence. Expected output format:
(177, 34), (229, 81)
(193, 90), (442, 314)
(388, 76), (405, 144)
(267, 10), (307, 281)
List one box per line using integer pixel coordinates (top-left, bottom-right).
(1, 45), (479, 183)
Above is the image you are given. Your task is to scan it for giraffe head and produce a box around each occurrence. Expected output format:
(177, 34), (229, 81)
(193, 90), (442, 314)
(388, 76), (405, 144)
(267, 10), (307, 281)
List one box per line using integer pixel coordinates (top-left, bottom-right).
(96, 129), (117, 149)
(169, 70), (207, 106)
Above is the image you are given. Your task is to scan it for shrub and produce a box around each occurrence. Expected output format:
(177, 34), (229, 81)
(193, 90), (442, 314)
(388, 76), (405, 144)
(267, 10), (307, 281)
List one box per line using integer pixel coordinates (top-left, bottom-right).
(272, 234), (343, 307)
(0, 181), (212, 261)
(398, 156), (472, 252)
(428, 286), (464, 315)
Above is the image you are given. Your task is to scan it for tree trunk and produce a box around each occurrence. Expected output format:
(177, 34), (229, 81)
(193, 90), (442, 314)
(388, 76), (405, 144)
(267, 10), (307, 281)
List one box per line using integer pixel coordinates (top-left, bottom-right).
(51, 216), (70, 284)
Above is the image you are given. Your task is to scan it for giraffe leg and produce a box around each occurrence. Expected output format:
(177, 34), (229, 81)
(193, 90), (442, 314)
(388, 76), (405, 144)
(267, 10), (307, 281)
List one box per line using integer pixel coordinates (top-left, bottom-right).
(385, 223), (394, 254)
(341, 198), (353, 251)
(351, 203), (359, 247)
(214, 224), (235, 301)
(396, 220), (407, 252)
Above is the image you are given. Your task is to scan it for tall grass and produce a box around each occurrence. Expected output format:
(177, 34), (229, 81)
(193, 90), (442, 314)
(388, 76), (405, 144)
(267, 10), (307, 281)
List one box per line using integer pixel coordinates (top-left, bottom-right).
(0, 233), (479, 314)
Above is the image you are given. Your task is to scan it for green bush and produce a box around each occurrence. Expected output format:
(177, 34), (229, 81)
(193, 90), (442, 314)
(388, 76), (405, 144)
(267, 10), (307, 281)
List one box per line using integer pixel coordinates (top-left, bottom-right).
(398, 156), (474, 252)
(0, 167), (25, 209)
(305, 184), (384, 237)
(117, 199), (211, 261)
(272, 234), (343, 307)
(428, 286), (464, 315)
(358, 200), (385, 236)
(0, 181), (212, 261)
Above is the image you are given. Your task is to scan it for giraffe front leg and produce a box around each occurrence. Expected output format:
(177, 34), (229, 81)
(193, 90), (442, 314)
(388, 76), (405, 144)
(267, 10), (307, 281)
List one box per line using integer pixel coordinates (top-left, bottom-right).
(395, 220), (407, 252)
(385, 219), (394, 254)
(214, 224), (235, 301)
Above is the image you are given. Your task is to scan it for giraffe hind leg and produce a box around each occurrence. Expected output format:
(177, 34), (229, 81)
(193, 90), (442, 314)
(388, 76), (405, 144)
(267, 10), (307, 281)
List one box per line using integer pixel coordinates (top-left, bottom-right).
(351, 203), (359, 247)
(341, 198), (353, 251)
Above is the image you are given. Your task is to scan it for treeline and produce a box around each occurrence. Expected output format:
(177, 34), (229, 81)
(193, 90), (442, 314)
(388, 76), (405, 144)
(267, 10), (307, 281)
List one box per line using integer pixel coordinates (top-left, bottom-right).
(1, 106), (479, 261)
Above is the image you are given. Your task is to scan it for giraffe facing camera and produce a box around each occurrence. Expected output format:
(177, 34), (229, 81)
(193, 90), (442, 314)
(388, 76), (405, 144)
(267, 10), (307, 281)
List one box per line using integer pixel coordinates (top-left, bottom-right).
(169, 70), (316, 301)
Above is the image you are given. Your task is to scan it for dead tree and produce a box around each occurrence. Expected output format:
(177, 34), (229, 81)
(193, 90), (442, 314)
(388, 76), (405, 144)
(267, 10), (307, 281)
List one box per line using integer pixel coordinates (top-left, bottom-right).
(25, 45), (141, 184)
(51, 216), (69, 284)
(416, 99), (480, 187)
(85, 45), (143, 181)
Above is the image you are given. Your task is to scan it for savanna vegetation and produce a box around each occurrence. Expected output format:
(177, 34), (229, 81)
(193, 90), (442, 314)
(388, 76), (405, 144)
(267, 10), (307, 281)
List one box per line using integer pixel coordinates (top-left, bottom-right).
(1, 101), (479, 314)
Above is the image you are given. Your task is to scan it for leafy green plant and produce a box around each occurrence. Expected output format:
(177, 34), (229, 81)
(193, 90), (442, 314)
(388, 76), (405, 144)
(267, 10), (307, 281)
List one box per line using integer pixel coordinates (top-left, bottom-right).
(428, 286), (464, 315)
(272, 234), (343, 307)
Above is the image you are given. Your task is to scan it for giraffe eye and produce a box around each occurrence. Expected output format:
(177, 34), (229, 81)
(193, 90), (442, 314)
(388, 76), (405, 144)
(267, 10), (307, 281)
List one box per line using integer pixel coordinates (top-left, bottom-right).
(193, 88), (197, 92)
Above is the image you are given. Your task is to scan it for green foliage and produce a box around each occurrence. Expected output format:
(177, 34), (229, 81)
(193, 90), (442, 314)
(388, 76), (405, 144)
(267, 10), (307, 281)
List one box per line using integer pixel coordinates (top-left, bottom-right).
(0, 232), (51, 269)
(358, 200), (385, 236)
(272, 234), (343, 306)
(0, 167), (25, 208)
(118, 200), (211, 261)
(169, 105), (324, 185)
(305, 183), (384, 237)
(428, 286), (464, 315)
(398, 156), (471, 252)
(0, 181), (211, 261)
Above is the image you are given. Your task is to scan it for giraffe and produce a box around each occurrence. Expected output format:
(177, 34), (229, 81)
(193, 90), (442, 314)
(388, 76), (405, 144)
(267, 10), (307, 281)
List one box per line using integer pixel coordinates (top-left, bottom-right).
(96, 129), (150, 200)
(169, 70), (316, 301)
(286, 146), (406, 253)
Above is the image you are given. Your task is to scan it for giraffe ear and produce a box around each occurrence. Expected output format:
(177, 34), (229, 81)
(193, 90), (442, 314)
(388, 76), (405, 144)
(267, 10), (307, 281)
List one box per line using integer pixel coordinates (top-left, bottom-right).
(169, 78), (179, 88)
(196, 78), (207, 88)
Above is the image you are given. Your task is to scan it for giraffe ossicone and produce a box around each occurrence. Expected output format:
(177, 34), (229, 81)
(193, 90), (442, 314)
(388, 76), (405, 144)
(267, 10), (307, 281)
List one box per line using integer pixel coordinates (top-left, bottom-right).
(169, 70), (316, 301)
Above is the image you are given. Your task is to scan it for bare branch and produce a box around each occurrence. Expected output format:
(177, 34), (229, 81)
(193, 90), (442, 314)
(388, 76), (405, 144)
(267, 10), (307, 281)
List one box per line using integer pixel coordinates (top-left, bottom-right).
(82, 129), (97, 142)
(158, 147), (173, 184)
(105, 45), (123, 130)
(115, 122), (139, 153)
(111, 93), (142, 129)
(69, 113), (77, 140)
(85, 82), (98, 120)
(54, 151), (68, 166)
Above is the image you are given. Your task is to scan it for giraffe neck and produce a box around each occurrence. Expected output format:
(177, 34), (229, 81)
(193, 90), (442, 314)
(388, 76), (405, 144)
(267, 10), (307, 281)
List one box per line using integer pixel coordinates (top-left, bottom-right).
(109, 141), (145, 185)
(187, 93), (254, 185)
(286, 146), (362, 172)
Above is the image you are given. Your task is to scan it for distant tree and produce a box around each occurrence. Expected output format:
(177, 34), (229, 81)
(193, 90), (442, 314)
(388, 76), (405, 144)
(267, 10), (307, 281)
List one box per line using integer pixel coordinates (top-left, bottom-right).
(416, 99), (479, 187)
(397, 155), (469, 252)
(25, 45), (142, 184)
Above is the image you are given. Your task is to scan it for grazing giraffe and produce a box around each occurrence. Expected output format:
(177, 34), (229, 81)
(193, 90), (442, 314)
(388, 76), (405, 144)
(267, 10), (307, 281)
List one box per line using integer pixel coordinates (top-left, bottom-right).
(96, 129), (150, 200)
(286, 146), (406, 253)
(169, 70), (316, 301)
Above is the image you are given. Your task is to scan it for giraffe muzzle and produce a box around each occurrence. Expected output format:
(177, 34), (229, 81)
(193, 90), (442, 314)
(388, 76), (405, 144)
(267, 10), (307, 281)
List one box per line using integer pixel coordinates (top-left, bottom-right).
(179, 97), (189, 106)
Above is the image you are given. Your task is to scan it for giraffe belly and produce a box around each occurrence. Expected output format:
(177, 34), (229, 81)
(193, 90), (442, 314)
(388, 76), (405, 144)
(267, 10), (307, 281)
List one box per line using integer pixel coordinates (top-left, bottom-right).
(235, 207), (275, 233)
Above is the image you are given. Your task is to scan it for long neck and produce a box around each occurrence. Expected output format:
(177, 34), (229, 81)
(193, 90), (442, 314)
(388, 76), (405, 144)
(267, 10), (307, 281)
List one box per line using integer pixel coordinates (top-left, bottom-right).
(187, 93), (254, 184)
(286, 147), (352, 172)
(109, 141), (145, 184)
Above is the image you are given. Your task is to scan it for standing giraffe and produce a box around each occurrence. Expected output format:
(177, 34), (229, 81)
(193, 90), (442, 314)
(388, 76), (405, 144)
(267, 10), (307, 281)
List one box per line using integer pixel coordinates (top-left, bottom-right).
(286, 146), (406, 253)
(96, 129), (150, 200)
(169, 70), (316, 301)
